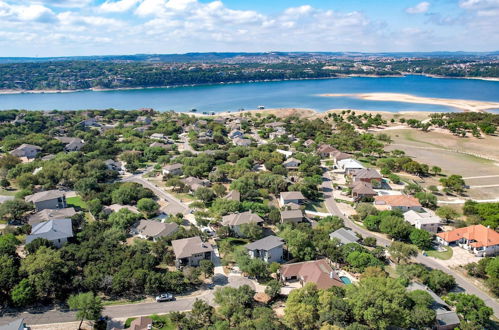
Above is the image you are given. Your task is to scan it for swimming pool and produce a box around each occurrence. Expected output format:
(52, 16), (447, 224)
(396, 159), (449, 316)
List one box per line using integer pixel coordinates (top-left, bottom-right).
(340, 276), (352, 284)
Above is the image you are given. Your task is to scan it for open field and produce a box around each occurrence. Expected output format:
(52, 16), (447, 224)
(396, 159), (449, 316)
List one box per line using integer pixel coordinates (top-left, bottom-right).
(380, 128), (499, 200)
(321, 92), (499, 112)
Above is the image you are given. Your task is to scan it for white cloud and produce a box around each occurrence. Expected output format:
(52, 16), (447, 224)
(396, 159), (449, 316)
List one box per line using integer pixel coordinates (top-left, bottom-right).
(31, 0), (92, 8)
(406, 1), (430, 14)
(100, 0), (141, 13)
(0, 1), (57, 22)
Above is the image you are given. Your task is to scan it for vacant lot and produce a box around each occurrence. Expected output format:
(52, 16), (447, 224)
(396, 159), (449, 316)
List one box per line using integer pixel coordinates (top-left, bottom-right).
(380, 128), (499, 200)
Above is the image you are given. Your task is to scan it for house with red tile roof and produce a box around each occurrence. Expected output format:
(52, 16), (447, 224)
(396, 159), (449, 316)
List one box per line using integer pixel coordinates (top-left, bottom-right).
(437, 224), (499, 257)
(374, 195), (423, 212)
(279, 259), (344, 291)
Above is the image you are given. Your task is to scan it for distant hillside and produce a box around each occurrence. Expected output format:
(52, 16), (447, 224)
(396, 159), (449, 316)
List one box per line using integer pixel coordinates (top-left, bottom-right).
(0, 51), (498, 64)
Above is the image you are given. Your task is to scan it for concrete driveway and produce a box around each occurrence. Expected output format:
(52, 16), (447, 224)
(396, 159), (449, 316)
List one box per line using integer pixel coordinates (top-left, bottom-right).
(433, 246), (482, 268)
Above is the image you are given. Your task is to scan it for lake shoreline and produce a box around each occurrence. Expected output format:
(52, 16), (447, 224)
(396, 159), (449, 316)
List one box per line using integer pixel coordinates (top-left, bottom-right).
(319, 92), (499, 112)
(1, 73), (498, 95)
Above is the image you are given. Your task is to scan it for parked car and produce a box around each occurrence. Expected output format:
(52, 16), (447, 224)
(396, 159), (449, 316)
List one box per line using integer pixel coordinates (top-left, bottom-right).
(155, 293), (174, 302)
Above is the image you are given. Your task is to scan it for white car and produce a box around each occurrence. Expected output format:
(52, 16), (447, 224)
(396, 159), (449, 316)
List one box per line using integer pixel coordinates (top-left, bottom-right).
(155, 293), (174, 302)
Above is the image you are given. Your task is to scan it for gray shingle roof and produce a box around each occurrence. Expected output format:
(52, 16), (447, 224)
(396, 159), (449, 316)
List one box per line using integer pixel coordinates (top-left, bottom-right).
(25, 218), (73, 244)
(329, 228), (360, 245)
(280, 191), (306, 200)
(25, 190), (65, 203)
(136, 220), (178, 238)
(407, 282), (460, 327)
(245, 235), (283, 251)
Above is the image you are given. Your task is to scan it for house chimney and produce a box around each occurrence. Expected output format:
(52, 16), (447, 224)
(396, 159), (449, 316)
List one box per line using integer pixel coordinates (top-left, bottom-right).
(330, 271), (334, 279)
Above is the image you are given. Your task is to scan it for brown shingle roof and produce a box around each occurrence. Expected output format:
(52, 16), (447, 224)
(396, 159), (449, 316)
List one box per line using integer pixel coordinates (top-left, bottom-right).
(221, 211), (264, 226)
(171, 236), (213, 259)
(280, 259), (344, 290)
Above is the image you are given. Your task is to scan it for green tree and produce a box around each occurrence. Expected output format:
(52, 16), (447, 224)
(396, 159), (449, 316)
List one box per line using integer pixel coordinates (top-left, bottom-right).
(435, 206), (459, 222)
(445, 293), (493, 328)
(0, 233), (20, 256)
(10, 279), (35, 307)
(388, 241), (418, 264)
(440, 175), (466, 195)
(137, 198), (159, 218)
(199, 260), (214, 278)
(67, 292), (104, 330)
(415, 192), (437, 209)
(409, 229), (433, 250)
(194, 187), (216, 204)
(265, 279), (282, 300)
(346, 277), (411, 329)
(0, 199), (33, 223)
(238, 223), (263, 240)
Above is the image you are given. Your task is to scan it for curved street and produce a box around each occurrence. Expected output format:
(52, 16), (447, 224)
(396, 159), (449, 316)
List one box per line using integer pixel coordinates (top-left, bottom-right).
(322, 170), (499, 316)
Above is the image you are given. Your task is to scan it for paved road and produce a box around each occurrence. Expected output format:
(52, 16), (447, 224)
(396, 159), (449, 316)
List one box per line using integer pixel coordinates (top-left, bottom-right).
(0, 276), (254, 326)
(122, 173), (191, 215)
(322, 170), (499, 316)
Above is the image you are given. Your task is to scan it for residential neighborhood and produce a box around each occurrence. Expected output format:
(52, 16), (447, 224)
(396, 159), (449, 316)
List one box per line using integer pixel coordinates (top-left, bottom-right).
(0, 108), (497, 329)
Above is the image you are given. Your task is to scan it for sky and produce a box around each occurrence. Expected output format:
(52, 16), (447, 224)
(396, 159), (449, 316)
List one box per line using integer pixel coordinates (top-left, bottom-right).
(0, 0), (498, 57)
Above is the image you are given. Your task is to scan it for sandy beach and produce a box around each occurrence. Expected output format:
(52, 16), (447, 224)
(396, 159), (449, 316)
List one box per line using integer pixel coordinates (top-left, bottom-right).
(320, 92), (499, 112)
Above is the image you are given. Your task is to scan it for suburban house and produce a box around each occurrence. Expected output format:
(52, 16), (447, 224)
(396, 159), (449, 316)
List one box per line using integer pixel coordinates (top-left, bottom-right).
(10, 144), (42, 159)
(337, 158), (365, 175)
(245, 235), (284, 263)
(404, 210), (441, 233)
(79, 118), (100, 127)
(103, 204), (139, 215)
(277, 149), (293, 159)
(25, 190), (67, 211)
(162, 163), (183, 177)
(171, 236), (213, 268)
(332, 150), (352, 164)
(149, 142), (174, 151)
(279, 259), (344, 290)
(279, 191), (306, 206)
(351, 168), (382, 184)
(329, 228), (360, 245)
(228, 129), (244, 139)
(373, 195), (423, 212)
(283, 157), (301, 170)
(280, 209), (303, 224)
(150, 133), (167, 141)
(317, 144), (338, 158)
(350, 181), (377, 202)
(132, 220), (179, 241)
(182, 177), (211, 192)
(28, 207), (76, 226)
(104, 159), (122, 171)
(25, 218), (73, 248)
(436, 225), (499, 257)
(224, 190), (241, 202)
(55, 137), (85, 151)
(221, 211), (264, 236)
(0, 318), (27, 330)
(407, 282), (460, 330)
(136, 116), (152, 125)
(128, 316), (153, 330)
(303, 139), (315, 148)
(233, 137), (252, 147)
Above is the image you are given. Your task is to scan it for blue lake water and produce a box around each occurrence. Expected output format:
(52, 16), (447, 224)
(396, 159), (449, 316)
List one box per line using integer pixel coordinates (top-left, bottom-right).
(0, 75), (498, 112)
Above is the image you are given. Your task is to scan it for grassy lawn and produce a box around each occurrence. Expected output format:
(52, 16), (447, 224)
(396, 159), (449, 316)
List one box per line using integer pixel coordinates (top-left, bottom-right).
(217, 237), (249, 254)
(425, 246), (453, 260)
(0, 188), (17, 196)
(305, 199), (328, 213)
(66, 196), (88, 210)
(124, 315), (175, 330)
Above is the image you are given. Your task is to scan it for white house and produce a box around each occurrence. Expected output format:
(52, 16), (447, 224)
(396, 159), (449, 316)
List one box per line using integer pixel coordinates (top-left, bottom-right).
(245, 235), (284, 263)
(279, 191), (306, 207)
